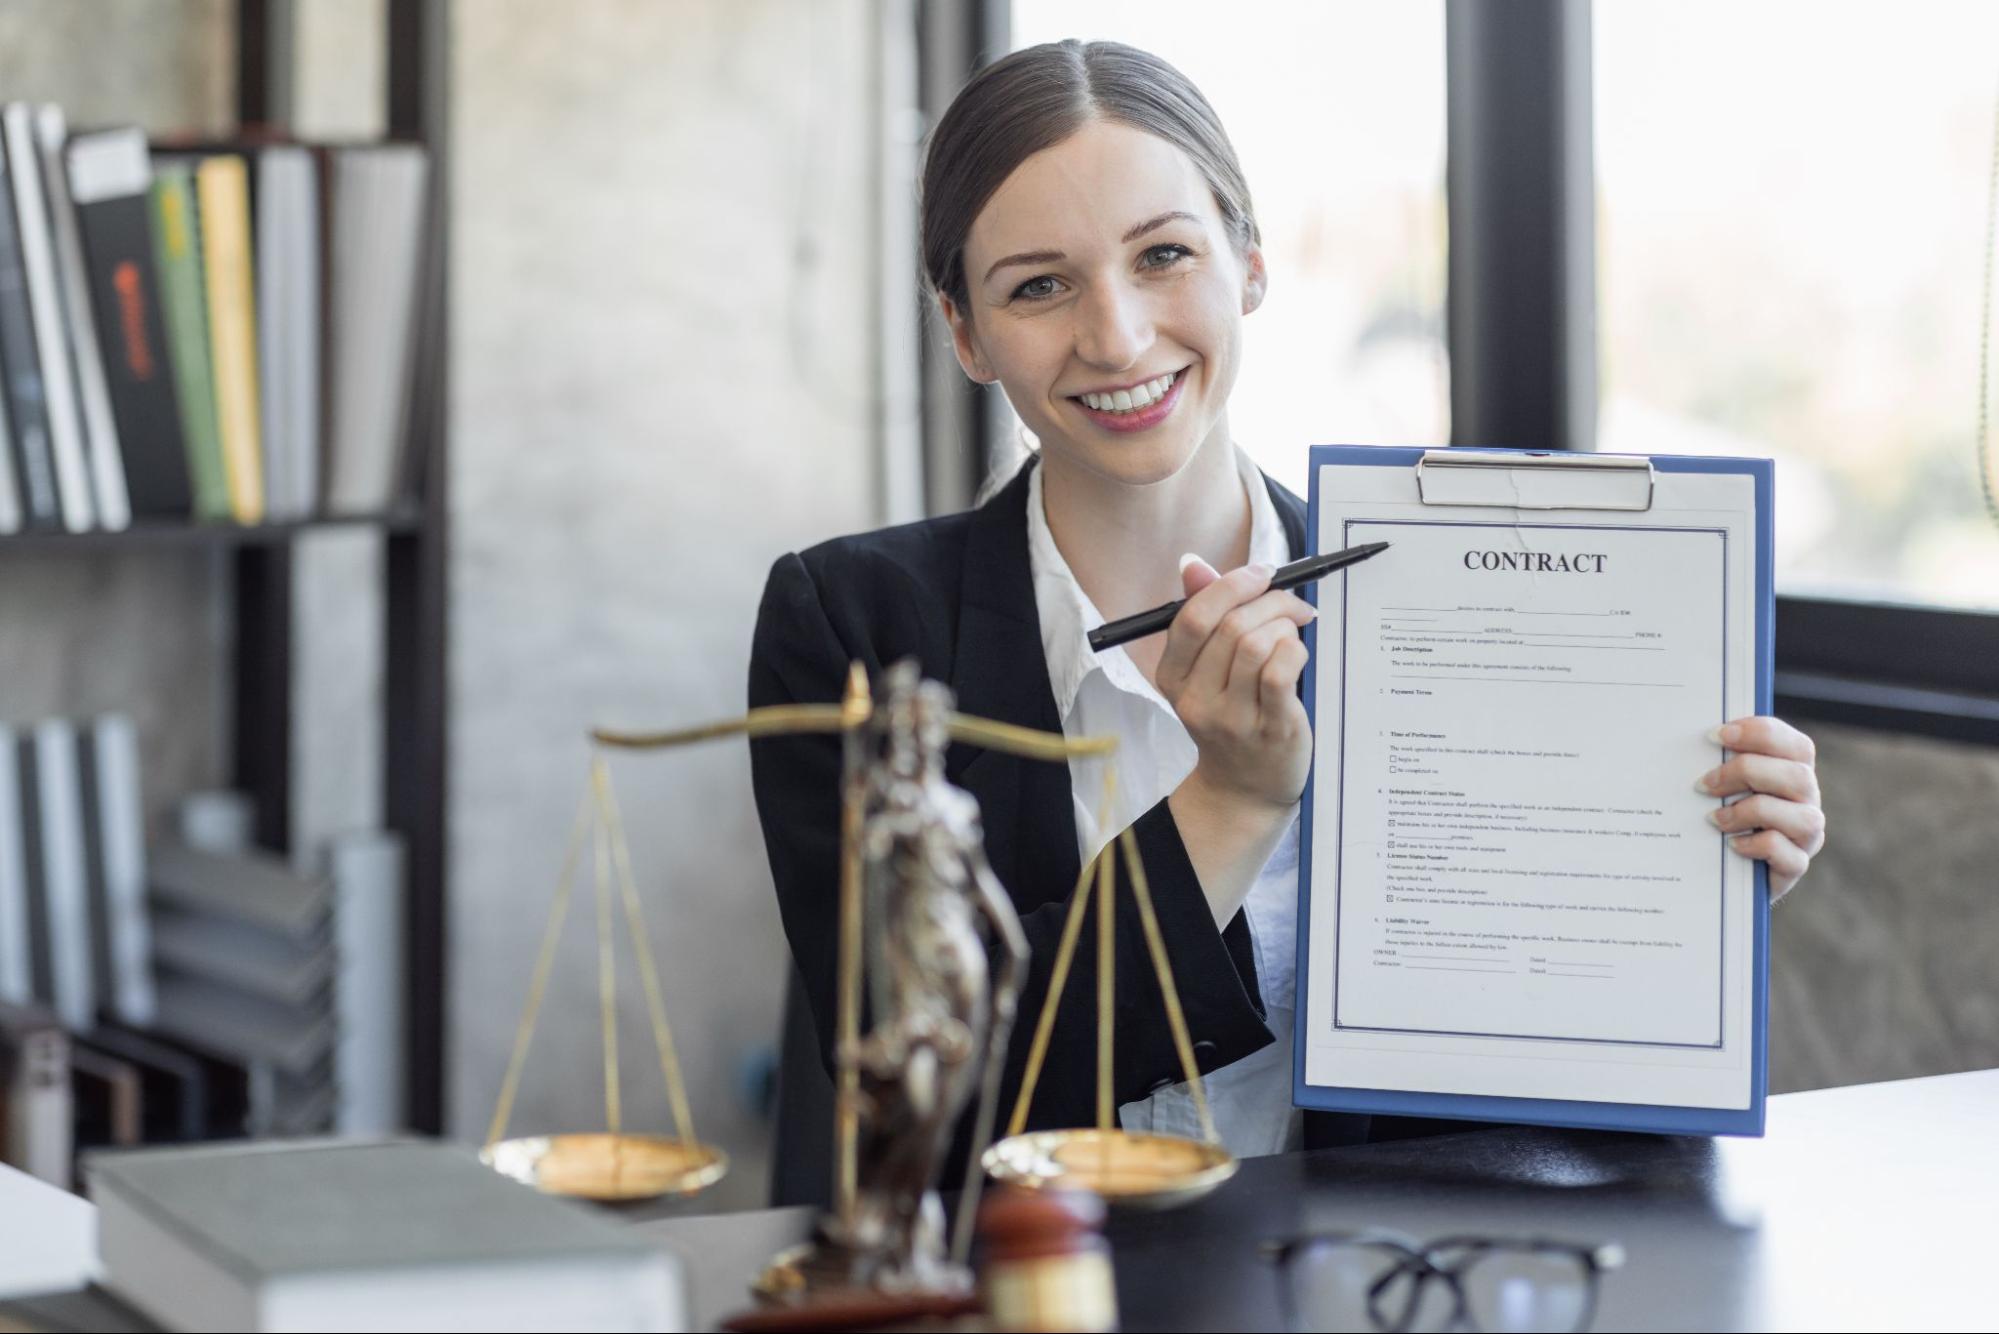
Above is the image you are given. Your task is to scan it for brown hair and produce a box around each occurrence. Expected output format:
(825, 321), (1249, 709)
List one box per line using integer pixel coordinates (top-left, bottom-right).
(919, 40), (1261, 315)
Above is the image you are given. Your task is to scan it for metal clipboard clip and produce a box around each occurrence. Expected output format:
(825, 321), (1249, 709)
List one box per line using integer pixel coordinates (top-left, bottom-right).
(1415, 450), (1656, 512)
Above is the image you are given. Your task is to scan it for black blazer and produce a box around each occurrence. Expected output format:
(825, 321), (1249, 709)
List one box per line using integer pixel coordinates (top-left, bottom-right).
(748, 456), (1381, 1177)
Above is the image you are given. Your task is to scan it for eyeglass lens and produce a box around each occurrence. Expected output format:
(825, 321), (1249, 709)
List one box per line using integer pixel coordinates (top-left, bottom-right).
(1282, 1239), (1595, 1333)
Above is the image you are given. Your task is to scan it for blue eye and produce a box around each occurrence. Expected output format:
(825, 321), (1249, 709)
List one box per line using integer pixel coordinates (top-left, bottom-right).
(1142, 243), (1193, 268)
(1013, 275), (1061, 301)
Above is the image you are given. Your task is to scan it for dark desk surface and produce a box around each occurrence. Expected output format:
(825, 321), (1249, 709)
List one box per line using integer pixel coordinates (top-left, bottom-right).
(631, 1068), (1997, 1332)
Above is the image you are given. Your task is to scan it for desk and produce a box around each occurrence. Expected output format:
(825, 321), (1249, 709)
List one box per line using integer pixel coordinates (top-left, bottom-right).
(630, 1069), (1997, 1333)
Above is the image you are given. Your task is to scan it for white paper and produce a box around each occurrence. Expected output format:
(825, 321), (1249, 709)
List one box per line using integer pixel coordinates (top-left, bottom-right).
(1303, 463), (1758, 1111)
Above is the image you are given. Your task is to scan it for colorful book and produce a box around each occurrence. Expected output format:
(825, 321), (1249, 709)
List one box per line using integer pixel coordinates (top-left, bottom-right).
(194, 154), (263, 525)
(66, 127), (193, 520)
(149, 161), (229, 521)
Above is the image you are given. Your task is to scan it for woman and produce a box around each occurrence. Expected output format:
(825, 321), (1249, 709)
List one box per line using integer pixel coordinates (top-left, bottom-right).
(749, 39), (1825, 1169)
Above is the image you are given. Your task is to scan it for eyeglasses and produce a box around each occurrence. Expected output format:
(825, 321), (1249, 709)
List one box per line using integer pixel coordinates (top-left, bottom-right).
(1261, 1231), (1625, 1333)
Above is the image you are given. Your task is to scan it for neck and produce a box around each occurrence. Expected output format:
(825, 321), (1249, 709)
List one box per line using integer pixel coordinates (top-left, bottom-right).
(1039, 422), (1252, 623)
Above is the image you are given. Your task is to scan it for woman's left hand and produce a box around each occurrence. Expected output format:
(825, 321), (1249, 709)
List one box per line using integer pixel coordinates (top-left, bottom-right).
(1699, 716), (1824, 902)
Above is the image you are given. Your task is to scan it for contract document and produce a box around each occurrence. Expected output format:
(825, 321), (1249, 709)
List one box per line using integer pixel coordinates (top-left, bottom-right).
(1297, 448), (1772, 1134)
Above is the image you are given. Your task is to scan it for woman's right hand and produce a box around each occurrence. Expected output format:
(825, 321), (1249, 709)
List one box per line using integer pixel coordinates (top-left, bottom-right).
(1154, 555), (1317, 813)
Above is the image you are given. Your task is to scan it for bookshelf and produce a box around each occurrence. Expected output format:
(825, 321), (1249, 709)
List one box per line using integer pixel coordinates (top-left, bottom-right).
(0, 1), (450, 1138)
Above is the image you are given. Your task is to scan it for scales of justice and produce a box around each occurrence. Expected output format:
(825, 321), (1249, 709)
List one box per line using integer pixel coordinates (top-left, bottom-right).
(480, 658), (1238, 1315)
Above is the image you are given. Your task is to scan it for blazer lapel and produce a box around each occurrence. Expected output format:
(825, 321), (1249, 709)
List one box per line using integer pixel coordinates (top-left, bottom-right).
(947, 459), (1081, 905)
(1265, 471), (1307, 560)
(944, 460), (1305, 909)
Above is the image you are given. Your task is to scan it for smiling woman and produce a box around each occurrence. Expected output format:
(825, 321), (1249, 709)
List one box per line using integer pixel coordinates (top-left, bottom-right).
(747, 39), (1826, 1183)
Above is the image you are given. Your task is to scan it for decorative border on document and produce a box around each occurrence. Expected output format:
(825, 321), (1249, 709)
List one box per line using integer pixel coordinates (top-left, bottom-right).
(1331, 518), (1729, 1051)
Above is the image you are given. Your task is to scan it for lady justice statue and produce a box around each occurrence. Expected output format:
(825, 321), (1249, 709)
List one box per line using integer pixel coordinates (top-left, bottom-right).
(766, 659), (1030, 1300)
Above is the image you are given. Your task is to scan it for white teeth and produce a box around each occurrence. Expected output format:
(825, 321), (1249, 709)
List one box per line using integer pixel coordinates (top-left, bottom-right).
(1081, 371), (1178, 414)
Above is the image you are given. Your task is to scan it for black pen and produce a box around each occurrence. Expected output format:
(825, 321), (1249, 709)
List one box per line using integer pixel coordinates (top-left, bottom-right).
(1087, 541), (1392, 653)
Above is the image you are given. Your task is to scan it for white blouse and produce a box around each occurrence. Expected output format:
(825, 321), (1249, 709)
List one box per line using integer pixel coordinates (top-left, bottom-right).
(1024, 449), (1303, 1159)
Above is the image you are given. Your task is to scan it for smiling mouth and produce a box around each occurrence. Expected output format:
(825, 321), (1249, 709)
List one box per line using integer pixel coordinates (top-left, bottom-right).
(1070, 368), (1186, 415)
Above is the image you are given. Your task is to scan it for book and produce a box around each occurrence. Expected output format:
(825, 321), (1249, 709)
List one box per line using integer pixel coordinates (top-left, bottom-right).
(148, 907), (332, 1006)
(253, 146), (319, 522)
(0, 383), (18, 532)
(0, 724), (30, 1006)
(87, 1139), (686, 1333)
(148, 842), (328, 936)
(149, 972), (332, 1076)
(77, 715), (154, 1029)
(78, 1025), (207, 1143)
(0, 1002), (71, 1189)
(193, 154), (263, 525)
(149, 162), (228, 522)
(18, 721), (94, 1032)
(0, 115), (60, 531)
(34, 105), (130, 530)
(65, 128), (192, 521)
(0, 104), (92, 531)
(0, 1154), (98, 1302)
(331, 831), (404, 1135)
(325, 145), (428, 516)
(70, 1040), (141, 1148)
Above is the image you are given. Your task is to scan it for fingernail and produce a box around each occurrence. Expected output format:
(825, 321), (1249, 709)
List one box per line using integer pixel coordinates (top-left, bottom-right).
(1250, 562), (1274, 580)
(1707, 809), (1726, 829)
(1708, 723), (1740, 746)
(1695, 770), (1719, 795)
(1178, 552), (1202, 575)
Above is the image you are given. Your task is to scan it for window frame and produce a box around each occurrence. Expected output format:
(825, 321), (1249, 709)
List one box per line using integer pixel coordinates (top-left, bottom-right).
(949, 1), (1999, 741)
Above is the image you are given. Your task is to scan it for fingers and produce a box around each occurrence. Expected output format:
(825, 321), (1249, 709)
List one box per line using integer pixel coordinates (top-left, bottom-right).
(1155, 561), (1272, 697)
(1699, 752), (1818, 805)
(1178, 552), (1223, 598)
(1709, 793), (1826, 857)
(1723, 828), (1810, 902)
(1187, 588), (1316, 705)
(1157, 564), (1314, 704)
(1716, 715), (1816, 765)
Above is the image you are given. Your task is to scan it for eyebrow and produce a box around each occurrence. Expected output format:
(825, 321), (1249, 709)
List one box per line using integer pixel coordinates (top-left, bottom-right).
(980, 210), (1203, 286)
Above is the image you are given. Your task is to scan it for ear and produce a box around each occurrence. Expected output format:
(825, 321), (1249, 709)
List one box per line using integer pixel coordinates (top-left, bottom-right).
(1240, 242), (1268, 316)
(937, 293), (998, 384)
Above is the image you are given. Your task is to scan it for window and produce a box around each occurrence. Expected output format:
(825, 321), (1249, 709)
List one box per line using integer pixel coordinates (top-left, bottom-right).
(1006, 1), (1449, 497)
(1596, 0), (1999, 610)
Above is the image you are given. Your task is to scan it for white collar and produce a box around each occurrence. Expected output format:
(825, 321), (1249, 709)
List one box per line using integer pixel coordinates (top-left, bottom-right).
(1026, 447), (1293, 720)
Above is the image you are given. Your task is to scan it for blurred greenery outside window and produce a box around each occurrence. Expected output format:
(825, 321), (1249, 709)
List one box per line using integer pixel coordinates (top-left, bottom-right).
(1005, 1), (1999, 612)
(1596, 0), (1999, 610)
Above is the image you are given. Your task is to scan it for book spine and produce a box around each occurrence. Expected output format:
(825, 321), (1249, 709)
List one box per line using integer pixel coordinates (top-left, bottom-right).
(0, 372), (19, 532)
(86, 716), (153, 1028)
(0, 724), (30, 1006)
(0, 104), (92, 531)
(28, 720), (94, 1032)
(34, 105), (129, 530)
(2, 1017), (72, 1188)
(195, 155), (263, 525)
(67, 128), (192, 519)
(332, 830), (405, 1135)
(0, 124), (59, 530)
(151, 165), (229, 521)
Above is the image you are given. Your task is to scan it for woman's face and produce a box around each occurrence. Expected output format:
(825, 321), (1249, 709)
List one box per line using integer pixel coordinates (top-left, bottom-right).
(942, 118), (1265, 489)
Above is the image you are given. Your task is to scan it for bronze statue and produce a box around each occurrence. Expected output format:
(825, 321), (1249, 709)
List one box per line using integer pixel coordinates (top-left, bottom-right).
(837, 661), (1030, 1291)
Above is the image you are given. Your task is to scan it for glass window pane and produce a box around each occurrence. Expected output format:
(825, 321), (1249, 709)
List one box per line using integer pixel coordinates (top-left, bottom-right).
(1005, 2), (1449, 497)
(1596, 0), (1999, 609)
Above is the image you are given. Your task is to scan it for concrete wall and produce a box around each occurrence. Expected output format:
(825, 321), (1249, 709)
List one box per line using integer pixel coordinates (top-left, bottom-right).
(445, 0), (879, 1207)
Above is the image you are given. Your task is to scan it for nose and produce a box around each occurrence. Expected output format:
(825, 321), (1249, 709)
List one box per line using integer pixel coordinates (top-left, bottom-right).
(1073, 280), (1151, 371)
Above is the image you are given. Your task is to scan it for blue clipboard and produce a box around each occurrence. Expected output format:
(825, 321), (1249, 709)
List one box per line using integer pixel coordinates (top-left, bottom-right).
(1294, 445), (1773, 1137)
